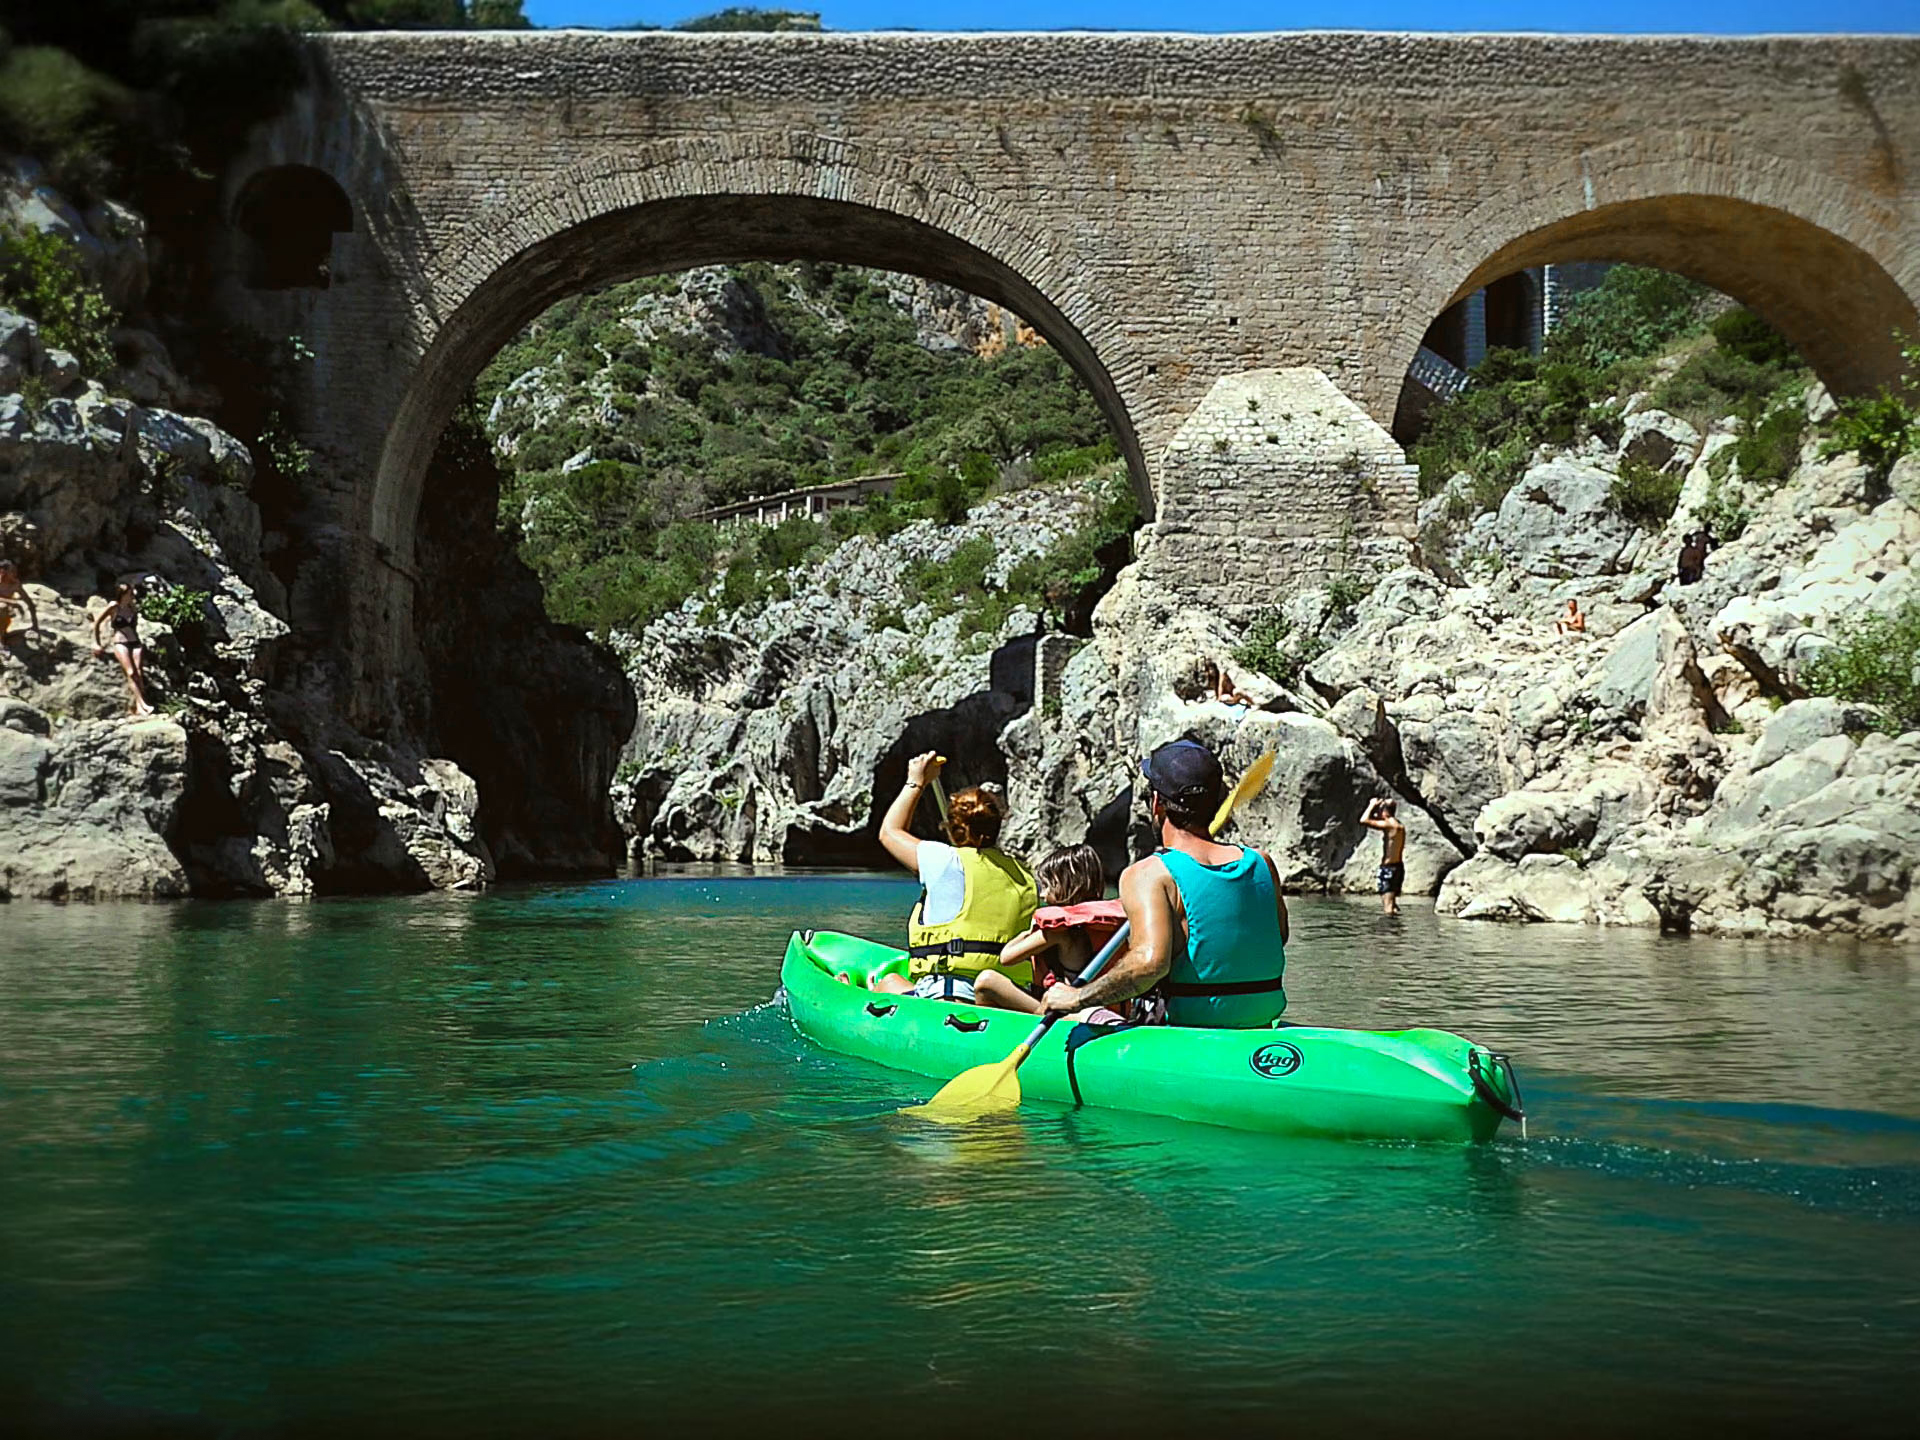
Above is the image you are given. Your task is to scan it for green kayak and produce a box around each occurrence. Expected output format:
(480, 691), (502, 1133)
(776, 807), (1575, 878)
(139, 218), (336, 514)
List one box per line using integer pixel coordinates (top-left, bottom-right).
(782, 930), (1525, 1143)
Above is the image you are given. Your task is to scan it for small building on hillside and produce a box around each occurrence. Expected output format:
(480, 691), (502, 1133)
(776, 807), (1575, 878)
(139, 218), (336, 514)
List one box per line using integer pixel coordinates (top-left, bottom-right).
(692, 473), (904, 526)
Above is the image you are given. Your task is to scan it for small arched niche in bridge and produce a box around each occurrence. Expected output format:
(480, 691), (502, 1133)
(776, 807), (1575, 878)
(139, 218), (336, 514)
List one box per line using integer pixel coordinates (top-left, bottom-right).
(233, 165), (354, 291)
(1393, 193), (1919, 439)
(370, 192), (1148, 568)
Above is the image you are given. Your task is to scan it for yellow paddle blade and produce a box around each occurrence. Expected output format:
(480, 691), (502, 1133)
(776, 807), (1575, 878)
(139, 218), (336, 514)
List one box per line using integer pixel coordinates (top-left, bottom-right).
(900, 1045), (1031, 1124)
(1210, 749), (1277, 835)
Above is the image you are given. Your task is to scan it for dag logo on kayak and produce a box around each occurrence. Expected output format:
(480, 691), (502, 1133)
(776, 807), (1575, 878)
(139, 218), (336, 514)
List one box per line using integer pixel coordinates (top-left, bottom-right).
(1249, 1042), (1304, 1078)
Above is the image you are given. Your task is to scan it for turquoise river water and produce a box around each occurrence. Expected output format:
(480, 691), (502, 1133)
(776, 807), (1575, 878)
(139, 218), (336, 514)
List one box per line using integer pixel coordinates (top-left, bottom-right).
(3, 875), (1918, 1437)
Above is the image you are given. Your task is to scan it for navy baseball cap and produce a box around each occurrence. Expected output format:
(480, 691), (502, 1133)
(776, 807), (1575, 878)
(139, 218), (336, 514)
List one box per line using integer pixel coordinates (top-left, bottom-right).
(1140, 738), (1224, 803)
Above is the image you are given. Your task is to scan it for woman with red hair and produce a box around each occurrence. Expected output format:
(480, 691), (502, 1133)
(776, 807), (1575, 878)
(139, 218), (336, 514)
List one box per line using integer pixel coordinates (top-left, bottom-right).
(871, 751), (1038, 1003)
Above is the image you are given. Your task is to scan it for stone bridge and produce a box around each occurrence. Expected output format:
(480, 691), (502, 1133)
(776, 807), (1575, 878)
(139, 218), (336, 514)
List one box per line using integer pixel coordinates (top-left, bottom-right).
(219, 30), (1920, 722)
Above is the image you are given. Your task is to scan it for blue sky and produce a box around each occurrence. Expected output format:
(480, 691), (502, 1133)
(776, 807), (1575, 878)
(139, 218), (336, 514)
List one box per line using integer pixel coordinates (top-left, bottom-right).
(524, 1), (1916, 33)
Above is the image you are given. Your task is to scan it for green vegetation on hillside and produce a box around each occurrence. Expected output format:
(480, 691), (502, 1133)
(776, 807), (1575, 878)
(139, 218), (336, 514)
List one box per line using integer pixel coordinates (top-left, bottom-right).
(1820, 337), (1920, 483)
(1802, 597), (1920, 735)
(1410, 265), (1817, 515)
(484, 263), (1120, 634)
(0, 5), (818, 201)
(0, 223), (118, 374)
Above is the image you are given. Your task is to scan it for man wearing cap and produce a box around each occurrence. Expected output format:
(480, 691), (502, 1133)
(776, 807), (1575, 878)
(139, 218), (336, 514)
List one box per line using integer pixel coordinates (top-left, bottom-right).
(1040, 737), (1290, 1029)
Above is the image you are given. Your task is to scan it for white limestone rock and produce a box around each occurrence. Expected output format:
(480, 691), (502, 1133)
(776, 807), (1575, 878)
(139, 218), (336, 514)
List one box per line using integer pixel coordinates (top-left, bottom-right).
(0, 716), (191, 900)
(1493, 458), (1639, 577)
(1618, 409), (1702, 474)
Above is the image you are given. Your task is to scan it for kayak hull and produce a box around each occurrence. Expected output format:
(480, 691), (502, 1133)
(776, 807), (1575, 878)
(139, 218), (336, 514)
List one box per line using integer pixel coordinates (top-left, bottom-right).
(781, 930), (1523, 1144)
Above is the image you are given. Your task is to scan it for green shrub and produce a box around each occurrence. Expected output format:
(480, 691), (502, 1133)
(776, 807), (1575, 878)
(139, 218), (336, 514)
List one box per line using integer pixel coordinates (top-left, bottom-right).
(1324, 572), (1374, 615)
(1545, 265), (1710, 370)
(0, 223), (117, 375)
(1608, 458), (1683, 529)
(1410, 348), (1612, 504)
(1032, 438), (1117, 483)
(905, 534), (996, 610)
(1232, 607), (1326, 689)
(0, 47), (130, 196)
(1711, 307), (1797, 367)
(257, 410), (313, 480)
(1823, 390), (1919, 482)
(1003, 467), (1138, 607)
(1800, 598), (1920, 734)
(1729, 400), (1807, 489)
(672, 7), (822, 30)
(141, 582), (212, 646)
(1695, 475), (1751, 543)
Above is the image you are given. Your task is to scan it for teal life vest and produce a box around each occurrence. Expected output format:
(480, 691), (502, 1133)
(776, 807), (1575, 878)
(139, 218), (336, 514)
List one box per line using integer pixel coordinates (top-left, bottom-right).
(1159, 847), (1287, 1029)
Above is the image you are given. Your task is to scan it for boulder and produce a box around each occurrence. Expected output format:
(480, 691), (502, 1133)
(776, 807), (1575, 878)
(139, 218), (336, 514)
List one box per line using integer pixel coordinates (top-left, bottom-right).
(1748, 697), (1876, 771)
(1578, 607), (1721, 736)
(1385, 701), (1505, 845)
(311, 745), (495, 891)
(1618, 409), (1701, 474)
(1475, 789), (1599, 861)
(110, 328), (198, 411)
(1493, 458), (1639, 577)
(1166, 707), (1463, 894)
(2, 160), (149, 311)
(0, 717), (191, 900)
(1438, 852), (1596, 923)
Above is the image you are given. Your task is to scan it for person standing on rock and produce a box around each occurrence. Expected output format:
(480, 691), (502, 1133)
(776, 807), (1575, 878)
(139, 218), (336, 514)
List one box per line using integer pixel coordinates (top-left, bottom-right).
(1677, 532), (1708, 586)
(1039, 737), (1289, 1028)
(0, 558), (38, 657)
(1360, 797), (1407, 915)
(92, 584), (155, 717)
(872, 751), (1039, 1003)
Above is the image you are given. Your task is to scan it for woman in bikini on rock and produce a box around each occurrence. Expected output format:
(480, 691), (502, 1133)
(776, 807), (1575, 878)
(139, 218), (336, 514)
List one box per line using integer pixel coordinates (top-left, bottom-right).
(93, 583), (155, 716)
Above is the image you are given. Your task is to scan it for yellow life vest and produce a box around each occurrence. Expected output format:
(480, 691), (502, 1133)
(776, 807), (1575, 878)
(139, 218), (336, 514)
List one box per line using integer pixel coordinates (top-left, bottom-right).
(907, 846), (1040, 985)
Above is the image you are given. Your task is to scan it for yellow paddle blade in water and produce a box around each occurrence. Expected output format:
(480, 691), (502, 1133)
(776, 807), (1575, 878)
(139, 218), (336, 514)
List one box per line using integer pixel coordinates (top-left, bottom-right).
(900, 1044), (1032, 1123)
(1210, 749), (1276, 836)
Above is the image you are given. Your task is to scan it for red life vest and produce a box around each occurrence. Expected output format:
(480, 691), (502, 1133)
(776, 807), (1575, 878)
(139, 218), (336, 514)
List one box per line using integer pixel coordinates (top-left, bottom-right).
(1032, 900), (1126, 946)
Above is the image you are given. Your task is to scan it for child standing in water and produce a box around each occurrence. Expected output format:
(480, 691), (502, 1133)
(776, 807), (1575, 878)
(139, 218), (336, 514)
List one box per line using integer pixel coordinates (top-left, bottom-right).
(973, 843), (1130, 1024)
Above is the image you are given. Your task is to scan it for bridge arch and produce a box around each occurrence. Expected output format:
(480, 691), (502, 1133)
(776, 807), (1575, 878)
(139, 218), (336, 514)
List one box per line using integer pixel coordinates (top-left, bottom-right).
(1389, 138), (1920, 407)
(368, 136), (1154, 567)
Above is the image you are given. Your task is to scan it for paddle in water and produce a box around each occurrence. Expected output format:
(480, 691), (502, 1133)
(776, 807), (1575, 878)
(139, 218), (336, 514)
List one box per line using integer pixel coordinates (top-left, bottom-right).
(903, 747), (1276, 1124)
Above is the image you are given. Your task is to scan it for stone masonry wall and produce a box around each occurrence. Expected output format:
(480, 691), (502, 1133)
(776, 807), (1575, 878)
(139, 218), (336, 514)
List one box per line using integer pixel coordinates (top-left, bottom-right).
(211, 31), (1920, 715)
(1147, 368), (1419, 614)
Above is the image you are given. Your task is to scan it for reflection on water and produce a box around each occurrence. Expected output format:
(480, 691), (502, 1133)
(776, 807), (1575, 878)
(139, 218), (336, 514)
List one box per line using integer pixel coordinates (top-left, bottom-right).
(1, 878), (1916, 1435)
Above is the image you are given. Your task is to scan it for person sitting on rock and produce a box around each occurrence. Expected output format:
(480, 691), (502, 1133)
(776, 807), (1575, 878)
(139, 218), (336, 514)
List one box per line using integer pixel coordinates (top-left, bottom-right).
(0, 558), (38, 657)
(973, 842), (1131, 1024)
(872, 751), (1039, 1003)
(1554, 598), (1588, 637)
(92, 583), (155, 717)
(1360, 796), (1407, 915)
(1204, 658), (1257, 712)
(1039, 737), (1289, 1030)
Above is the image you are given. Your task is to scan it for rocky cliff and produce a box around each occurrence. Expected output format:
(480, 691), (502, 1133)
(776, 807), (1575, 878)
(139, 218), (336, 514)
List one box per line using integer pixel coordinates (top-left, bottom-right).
(1, 161), (630, 898)
(612, 475), (1110, 865)
(595, 336), (1914, 944)
(1002, 378), (1918, 943)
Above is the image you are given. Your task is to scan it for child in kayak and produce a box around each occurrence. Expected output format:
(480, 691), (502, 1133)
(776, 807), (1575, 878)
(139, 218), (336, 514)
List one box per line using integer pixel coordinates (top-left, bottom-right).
(973, 843), (1131, 1025)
